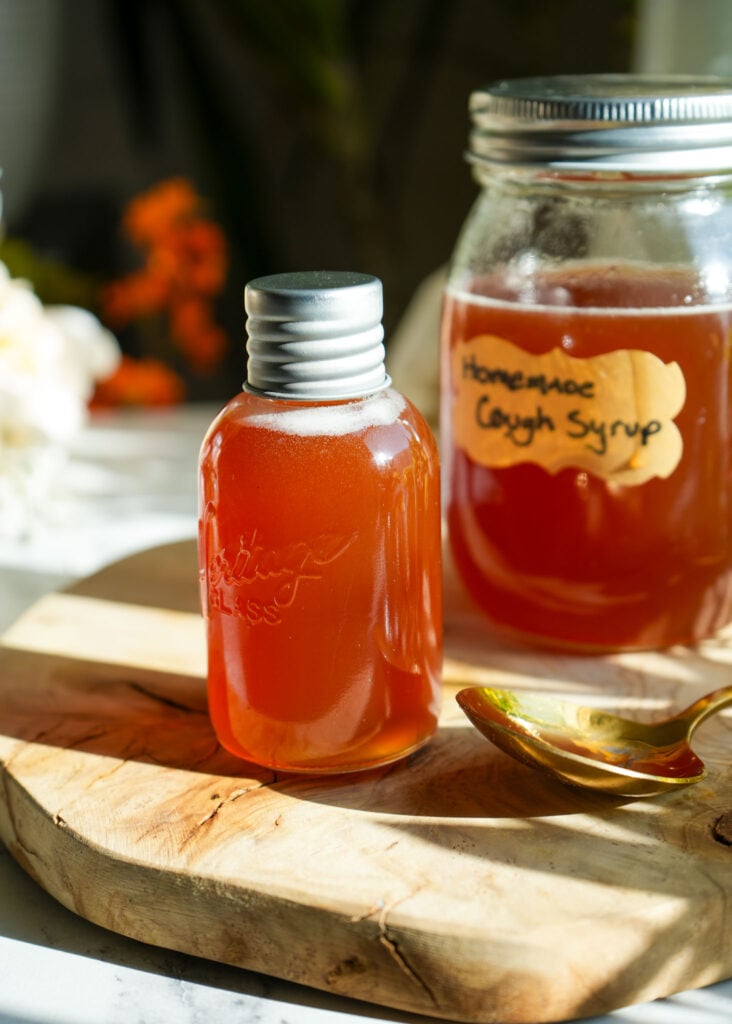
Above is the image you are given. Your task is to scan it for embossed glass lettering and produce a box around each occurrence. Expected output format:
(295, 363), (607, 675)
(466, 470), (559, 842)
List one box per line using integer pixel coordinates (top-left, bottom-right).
(207, 529), (357, 625)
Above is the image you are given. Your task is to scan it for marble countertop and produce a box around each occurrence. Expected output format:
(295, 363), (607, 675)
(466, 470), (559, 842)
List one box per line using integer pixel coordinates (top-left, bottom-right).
(0, 404), (730, 1024)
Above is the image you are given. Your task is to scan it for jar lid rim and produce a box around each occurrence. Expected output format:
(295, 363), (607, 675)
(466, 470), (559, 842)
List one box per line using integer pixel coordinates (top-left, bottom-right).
(469, 75), (732, 173)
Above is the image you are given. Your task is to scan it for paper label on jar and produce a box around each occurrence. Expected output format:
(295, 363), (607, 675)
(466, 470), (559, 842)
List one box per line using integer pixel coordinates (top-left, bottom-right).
(451, 335), (686, 485)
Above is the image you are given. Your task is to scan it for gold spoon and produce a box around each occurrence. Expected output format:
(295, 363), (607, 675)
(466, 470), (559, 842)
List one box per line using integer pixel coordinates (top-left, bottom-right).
(456, 685), (732, 797)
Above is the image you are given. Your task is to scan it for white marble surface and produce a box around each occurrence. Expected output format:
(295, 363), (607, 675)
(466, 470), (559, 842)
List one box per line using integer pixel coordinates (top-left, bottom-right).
(0, 404), (730, 1024)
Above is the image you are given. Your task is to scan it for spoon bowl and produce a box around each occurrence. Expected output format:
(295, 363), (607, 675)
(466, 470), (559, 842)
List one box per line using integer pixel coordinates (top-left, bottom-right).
(456, 685), (732, 797)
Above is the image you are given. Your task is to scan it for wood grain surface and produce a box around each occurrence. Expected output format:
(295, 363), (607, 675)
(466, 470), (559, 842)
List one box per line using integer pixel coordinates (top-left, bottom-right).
(0, 540), (731, 1023)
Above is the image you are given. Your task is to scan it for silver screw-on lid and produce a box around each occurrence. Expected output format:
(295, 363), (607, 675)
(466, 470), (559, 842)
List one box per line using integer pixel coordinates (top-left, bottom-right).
(468, 75), (732, 173)
(244, 271), (389, 400)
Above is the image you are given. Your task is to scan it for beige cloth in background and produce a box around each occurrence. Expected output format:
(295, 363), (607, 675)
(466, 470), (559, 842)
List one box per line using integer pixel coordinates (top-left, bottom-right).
(386, 266), (445, 429)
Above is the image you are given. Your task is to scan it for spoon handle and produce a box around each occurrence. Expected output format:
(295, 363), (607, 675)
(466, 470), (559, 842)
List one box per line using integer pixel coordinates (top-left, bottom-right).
(680, 685), (732, 737)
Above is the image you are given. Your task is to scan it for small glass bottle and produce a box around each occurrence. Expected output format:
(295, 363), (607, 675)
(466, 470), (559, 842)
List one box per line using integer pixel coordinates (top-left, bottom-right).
(441, 75), (732, 652)
(199, 271), (442, 773)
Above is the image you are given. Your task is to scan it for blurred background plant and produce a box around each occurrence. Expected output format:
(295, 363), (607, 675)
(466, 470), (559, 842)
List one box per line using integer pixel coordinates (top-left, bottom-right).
(96, 177), (228, 404)
(0, 0), (642, 401)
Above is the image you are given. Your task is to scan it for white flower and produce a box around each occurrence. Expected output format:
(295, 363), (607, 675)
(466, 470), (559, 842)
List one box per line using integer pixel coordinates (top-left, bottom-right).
(45, 304), (121, 393)
(0, 262), (120, 449)
(0, 260), (121, 537)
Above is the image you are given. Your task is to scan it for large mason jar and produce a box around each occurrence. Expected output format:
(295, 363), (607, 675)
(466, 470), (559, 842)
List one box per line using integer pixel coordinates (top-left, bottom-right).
(441, 76), (732, 651)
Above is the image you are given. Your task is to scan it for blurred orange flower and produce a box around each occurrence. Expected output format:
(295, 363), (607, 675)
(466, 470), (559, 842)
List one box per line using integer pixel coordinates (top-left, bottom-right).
(91, 355), (185, 407)
(103, 270), (170, 322)
(123, 179), (199, 246)
(96, 177), (229, 405)
(170, 297), (228, 374)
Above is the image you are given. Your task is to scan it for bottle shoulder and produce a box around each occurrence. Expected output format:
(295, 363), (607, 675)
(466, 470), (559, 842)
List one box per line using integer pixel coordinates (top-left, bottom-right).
(206, 387), (430, 437)
(199, 387), (438, 468)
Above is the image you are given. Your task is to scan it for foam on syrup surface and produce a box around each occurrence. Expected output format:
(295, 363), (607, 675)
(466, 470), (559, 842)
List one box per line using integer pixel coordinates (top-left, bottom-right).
(245, 388), (407, 437)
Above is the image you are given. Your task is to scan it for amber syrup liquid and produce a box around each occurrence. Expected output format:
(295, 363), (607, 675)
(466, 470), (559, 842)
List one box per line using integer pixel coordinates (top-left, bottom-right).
(199, 391), (442, 772)
(441, 265), (732, 650)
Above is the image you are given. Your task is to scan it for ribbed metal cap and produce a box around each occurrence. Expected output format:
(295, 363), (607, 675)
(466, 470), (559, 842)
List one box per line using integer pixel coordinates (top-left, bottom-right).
(468, 75), (732, 173)
(244, 271), (389, 400)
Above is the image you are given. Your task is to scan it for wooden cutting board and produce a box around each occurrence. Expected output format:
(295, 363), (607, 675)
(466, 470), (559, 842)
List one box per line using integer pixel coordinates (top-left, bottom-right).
(0, 541), (730, 1024)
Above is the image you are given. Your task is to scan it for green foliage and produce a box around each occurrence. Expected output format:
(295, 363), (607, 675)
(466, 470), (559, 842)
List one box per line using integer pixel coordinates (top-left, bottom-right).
(0, 238), (98, 310)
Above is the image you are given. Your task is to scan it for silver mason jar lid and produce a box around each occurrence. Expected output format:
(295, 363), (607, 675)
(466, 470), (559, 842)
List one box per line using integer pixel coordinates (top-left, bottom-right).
(244, 270), (389, 400)
(468, 74), (732, 173)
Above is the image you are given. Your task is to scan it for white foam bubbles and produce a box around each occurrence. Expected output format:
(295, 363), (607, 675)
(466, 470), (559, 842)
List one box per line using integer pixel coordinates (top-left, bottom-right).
(245, 388), (407, 437)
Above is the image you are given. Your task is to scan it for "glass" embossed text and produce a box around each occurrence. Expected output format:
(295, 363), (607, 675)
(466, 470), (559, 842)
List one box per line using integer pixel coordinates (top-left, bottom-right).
(207, 529), (357, 625)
